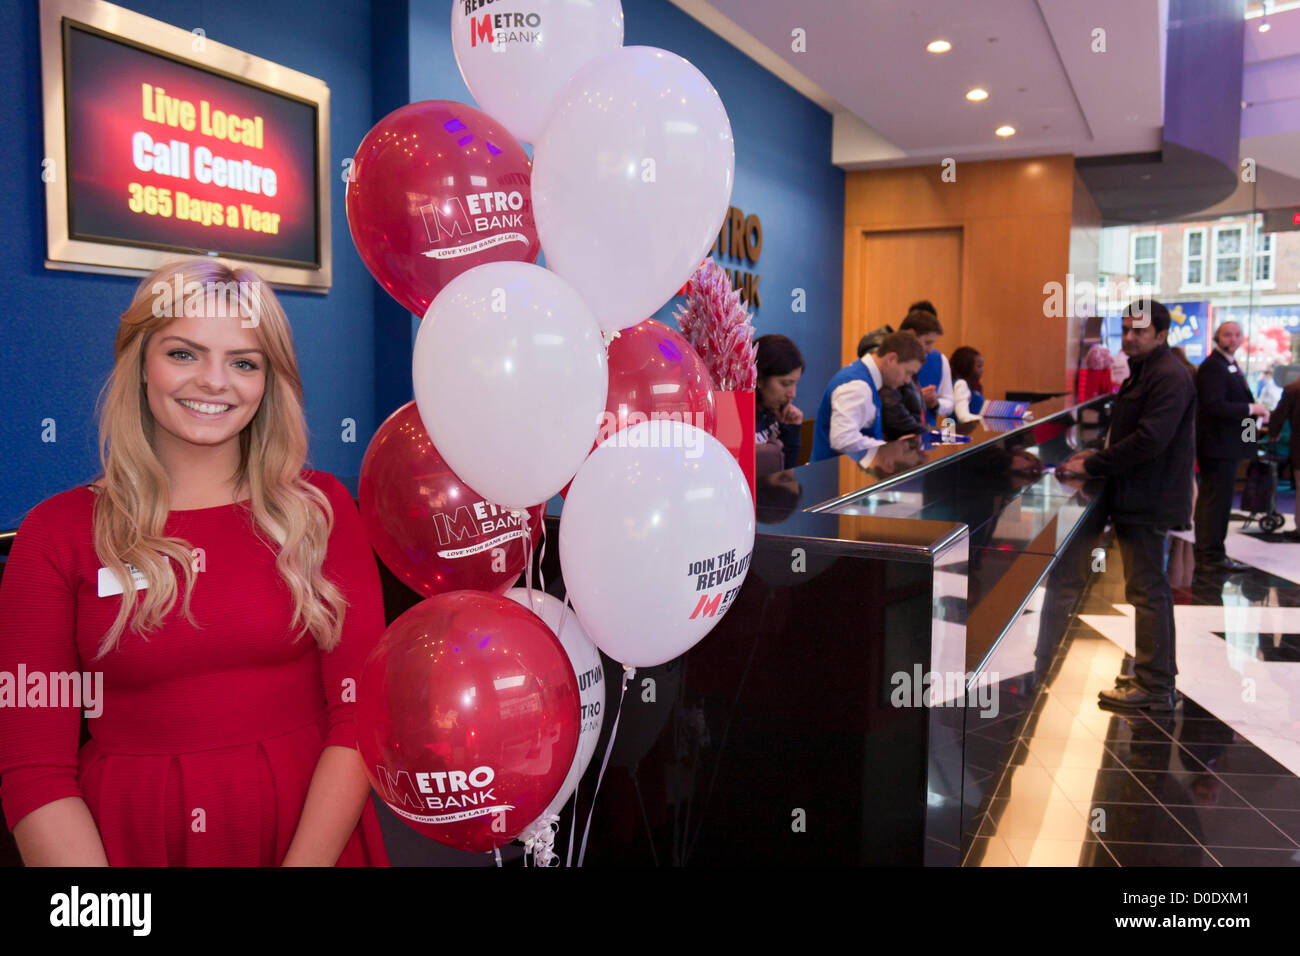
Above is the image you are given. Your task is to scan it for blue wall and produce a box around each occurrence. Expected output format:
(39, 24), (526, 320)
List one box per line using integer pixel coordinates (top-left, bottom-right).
(2, 0), (841, 529)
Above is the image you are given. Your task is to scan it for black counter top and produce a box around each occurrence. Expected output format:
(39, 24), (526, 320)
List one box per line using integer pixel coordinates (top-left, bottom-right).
(795, 393), (1110, 514)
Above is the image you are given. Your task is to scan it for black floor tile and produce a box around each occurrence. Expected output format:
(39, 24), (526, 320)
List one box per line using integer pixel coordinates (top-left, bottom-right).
(1209, 847), (1300, 866)
(1061, 768), (1162, 805)
(1106, 740), (1208, 773)
(1084, 840), (1120, 867)
(1217, 773), (1300, 811)
(1084, 803), (1197, 845)
(1125, 770), (1250, 808)
(1165, 805), (1299, 850)
(1157, 720), (1253, 747)
(1179, 743), (1293, 776)
(1259, 809), (1300, 847)
(1101, 842), (1221, 866)
(1091, 717), (1168, 746)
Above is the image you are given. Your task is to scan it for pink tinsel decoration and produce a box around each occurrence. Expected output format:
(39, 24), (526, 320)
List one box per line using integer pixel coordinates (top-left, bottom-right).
(673, 259), (757, 391)
(1084, 344), (1112, 370)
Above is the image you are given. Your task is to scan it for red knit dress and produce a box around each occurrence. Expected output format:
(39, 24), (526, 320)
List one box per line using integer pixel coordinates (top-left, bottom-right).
(0, 469), (390, 866)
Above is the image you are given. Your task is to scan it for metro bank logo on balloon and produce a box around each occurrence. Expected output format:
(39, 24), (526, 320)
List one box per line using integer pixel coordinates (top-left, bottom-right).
(419, 187), (530, 260)
(465, 8), (543, 48)
(373, 764), (512, 824)
(687, 547), (753, 620)
(431, 499), (530, 557)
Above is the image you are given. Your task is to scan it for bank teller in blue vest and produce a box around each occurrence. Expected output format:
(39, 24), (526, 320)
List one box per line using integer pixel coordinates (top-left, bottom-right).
(901, 303), (954, 427)
(811, 331), (927, 463)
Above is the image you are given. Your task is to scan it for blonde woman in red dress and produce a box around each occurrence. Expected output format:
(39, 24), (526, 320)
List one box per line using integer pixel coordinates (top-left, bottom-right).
(0, 259), (389, 866)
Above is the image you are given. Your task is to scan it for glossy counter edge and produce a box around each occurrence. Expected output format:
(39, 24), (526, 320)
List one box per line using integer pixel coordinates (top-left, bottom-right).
(805, 394), (1111, 514)
(756, 516), (970, 559)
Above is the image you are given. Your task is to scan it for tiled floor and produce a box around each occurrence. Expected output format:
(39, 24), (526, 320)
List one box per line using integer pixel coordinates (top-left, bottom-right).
(965, 490), (1300, 866)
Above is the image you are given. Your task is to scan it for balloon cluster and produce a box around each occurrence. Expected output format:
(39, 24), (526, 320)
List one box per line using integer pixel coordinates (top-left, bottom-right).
(347, 0), (754, 856)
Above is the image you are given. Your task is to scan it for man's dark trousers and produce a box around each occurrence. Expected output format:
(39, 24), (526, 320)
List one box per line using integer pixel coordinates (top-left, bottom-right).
(1115, 522), (1177, 695)
(1194, 457), (1238, 564)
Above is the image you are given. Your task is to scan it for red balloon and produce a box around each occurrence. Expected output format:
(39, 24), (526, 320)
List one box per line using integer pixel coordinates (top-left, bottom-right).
(357, 591), (580, 853)
(347, 101), (541, 316)
(560, 320), (717, 497)
(603, 320), (717, 437)
(360, 402), (543, 597)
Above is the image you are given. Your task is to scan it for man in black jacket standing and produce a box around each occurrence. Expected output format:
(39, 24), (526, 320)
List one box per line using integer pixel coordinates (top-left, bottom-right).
(1058, 301), (1196, 711)
(1194, 321), (1270, 572)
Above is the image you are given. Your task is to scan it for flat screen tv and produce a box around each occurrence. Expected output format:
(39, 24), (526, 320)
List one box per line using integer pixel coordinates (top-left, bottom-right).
(40, 0), (331, 290)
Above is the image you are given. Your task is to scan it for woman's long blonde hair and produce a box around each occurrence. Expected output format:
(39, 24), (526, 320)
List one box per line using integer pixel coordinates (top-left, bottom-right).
(91, 259), (347, 658)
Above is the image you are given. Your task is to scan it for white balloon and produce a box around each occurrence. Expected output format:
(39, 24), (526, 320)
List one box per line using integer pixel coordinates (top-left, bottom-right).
(451, 0), (624, 145)
(559, 420), (755, 667)
(532, 46), (735, 332)
(412, 262), (608, 510)
(504, 588), (605, 828)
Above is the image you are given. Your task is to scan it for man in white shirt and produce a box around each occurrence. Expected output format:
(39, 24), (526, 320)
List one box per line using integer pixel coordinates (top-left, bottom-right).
(810, 332), (927, 463)
(900, 308), (954, 426)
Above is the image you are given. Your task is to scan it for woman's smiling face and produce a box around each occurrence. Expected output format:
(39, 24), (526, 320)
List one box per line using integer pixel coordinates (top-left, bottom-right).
(142, 306), (267, 456)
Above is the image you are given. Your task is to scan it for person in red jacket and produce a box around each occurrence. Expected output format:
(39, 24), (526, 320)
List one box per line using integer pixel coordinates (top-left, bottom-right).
(0, 259), (390, 866)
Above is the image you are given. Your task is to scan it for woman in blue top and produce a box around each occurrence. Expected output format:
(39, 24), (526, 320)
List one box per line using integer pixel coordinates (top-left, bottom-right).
(754, 334), (805, 471)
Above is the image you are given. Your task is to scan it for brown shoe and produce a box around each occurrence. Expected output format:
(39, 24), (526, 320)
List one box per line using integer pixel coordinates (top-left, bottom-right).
(1098, 684), (1175, 712)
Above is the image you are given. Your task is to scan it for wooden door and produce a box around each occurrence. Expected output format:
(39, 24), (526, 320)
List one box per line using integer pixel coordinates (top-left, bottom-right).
(844, 228), (963, 364)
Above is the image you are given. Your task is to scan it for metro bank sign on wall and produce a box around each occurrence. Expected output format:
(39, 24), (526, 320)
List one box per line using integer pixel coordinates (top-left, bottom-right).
(64, 26), (319, 265)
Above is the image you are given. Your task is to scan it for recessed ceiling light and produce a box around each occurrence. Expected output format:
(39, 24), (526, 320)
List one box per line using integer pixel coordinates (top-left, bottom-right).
(926, 39), (952, 53)
(966, 88), (989, 101)
(995, 125), (1016, 137)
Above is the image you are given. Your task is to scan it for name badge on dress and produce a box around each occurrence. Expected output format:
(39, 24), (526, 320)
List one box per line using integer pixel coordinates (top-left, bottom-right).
(98, 564), (147, 597)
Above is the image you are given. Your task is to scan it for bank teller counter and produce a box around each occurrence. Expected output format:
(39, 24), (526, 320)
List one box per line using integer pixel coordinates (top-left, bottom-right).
(373, 395), (1113, 866)
(803, 396), (1114, 857)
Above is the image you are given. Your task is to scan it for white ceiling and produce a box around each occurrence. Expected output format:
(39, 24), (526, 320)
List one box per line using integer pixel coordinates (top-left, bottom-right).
(668, 0), (1167, 169)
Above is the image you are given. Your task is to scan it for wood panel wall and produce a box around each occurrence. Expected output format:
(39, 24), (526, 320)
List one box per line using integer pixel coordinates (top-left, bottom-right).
(843, 155), (1083, 399)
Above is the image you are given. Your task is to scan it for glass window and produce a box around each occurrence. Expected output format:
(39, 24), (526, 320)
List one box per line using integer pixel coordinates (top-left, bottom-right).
(1183, 228), (1204, 287)
(1213, 226), (1243, 285)
(1254, 226), (1274, 283)
(1131, 232), (1159, 289)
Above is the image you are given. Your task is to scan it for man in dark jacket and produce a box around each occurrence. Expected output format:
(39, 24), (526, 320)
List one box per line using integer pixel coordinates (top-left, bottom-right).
(1058, 300), (1196, 711)
(1194, 321), (1270, 571)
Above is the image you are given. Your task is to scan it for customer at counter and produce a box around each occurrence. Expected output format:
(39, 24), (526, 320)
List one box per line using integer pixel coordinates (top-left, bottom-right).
(1058, 300), (1196, 712)
(810, 332), (926, 463)
(1194, 321), (1269, 574)
(949, 346), (985, 423)
(900, 309), (953, 426)
(1266, 376), (1300, 540)
(754, 334), (805, 469)
(881, 376), (929, 439)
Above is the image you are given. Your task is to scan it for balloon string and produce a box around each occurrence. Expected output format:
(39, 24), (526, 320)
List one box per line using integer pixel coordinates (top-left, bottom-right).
(577, 663), (633, 867)
(493, 847), (503, 868)
(564, 591), (579, 869)
(536, 512), (548, 597)
(520, 509), (535, 609)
